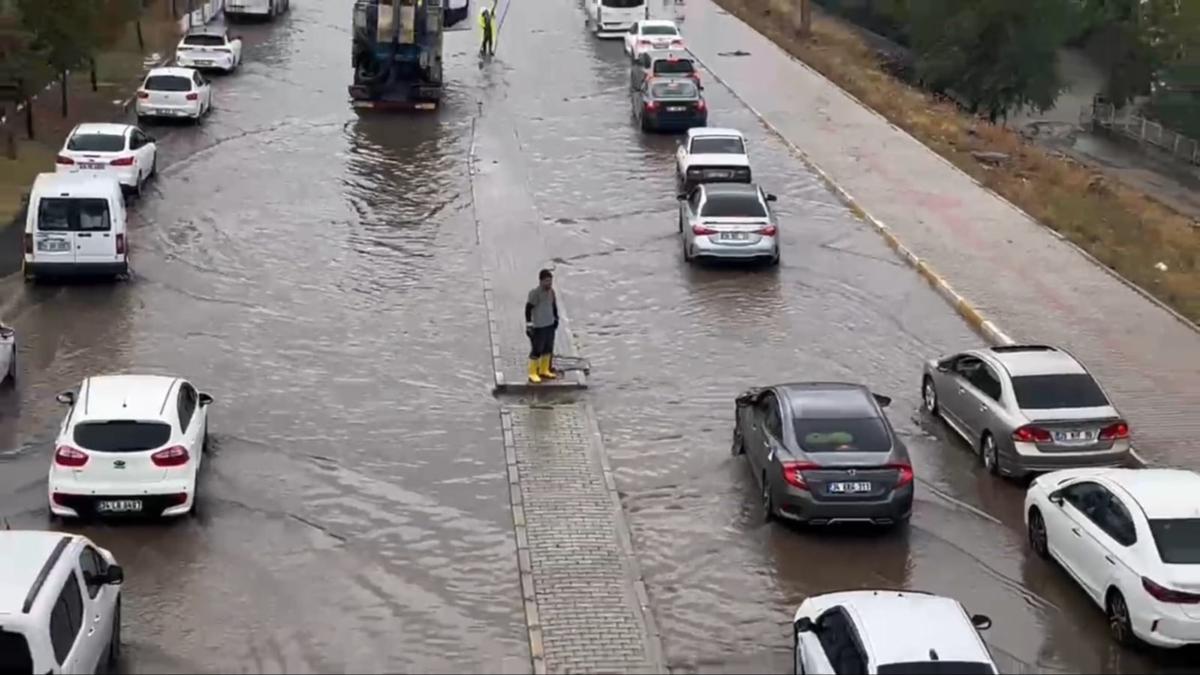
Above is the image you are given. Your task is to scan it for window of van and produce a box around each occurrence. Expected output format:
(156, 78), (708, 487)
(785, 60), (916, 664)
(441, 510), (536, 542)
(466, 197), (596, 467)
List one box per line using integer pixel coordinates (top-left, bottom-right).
(37, 198), (112, 233)
(37, 199), (73, 231)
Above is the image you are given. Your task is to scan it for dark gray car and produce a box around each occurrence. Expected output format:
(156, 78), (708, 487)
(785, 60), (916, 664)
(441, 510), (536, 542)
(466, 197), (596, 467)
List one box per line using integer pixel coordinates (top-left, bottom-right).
(732, 382), (914, 527)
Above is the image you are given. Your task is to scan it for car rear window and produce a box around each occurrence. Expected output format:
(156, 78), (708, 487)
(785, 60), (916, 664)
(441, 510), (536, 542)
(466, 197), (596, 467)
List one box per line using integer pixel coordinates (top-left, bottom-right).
(73, 421), (172, 453)
(1011, 374), (1109, 409)
(653, 59), (694, 75)
(691, 137), (745, 154)
(650, 81), (697, 99)
(642, 25), (678, 35)
(144, 75), (192, 91)
(794, 418), (892, 453)
(878, 662), (994, 674)
(700, 193), (766, 218)
(0, 629), (33, 671)
(1149, 519), (1200, 564)
(37, 198), (112, 233)
(67, 133), (126, 152)
(183, 34), (225, 46)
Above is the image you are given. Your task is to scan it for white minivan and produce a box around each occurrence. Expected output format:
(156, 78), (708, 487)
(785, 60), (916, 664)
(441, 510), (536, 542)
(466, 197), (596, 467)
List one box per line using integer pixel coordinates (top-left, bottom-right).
(23, 172), (129, 281)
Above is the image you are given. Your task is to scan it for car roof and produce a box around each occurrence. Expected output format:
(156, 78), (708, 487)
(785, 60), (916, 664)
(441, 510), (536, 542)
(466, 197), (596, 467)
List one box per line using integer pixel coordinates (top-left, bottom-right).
(1102, 469), (1200, 519)
(32, 171), (122, 196)
(688, 127), (744, 139)
(701, 182), (759, 195)
(976, 345), (1086, 377)
(840, 591), (992, 666)
(0, 532), (74, 616)
(146, 66), (198, 78)
(184, 26), (225, 35)
(70, 123), (132, 137)
(640, 19), (678, 28)
(77, 374), (181, 421)
(777, 382), (879, 419)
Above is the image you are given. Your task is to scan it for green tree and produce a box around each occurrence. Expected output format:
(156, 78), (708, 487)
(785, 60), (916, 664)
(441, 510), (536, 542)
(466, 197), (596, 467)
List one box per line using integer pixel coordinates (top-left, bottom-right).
(17, 0), (100, 115)
(908, 0), (1074, 122)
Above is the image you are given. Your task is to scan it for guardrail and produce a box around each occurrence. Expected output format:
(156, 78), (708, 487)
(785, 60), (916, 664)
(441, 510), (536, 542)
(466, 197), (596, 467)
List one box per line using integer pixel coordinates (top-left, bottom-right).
(1082, 102), (1200, 167)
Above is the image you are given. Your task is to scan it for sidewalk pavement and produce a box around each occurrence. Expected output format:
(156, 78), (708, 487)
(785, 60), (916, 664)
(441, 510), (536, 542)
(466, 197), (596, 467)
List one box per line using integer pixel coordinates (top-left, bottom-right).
(683, 0), (1200, 468)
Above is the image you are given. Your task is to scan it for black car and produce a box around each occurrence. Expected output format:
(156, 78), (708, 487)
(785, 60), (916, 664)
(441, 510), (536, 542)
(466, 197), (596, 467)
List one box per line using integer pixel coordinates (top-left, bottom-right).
(732, 382), (914, 527)
(632, 77), (707, 132)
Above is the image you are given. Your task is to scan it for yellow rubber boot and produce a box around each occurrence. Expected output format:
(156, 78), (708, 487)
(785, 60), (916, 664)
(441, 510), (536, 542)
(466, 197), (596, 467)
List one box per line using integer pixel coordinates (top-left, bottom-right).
(528, 359), (542, 384)
(539, 355), (557, 379)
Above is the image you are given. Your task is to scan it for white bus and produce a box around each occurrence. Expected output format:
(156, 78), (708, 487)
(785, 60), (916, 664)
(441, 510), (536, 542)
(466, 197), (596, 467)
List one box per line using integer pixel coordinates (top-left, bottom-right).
(226, 0), (290, 20)
(587, 0), (648, 37)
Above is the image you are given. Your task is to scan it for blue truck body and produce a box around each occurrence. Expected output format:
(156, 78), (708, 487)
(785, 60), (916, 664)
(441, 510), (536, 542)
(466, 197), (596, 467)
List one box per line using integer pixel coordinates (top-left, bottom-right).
(349, 0), (469, 109)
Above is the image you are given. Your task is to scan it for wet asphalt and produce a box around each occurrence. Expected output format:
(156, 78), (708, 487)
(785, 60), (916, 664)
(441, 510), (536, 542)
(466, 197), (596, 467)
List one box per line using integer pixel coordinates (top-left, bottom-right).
(0, 0), (1197, 672)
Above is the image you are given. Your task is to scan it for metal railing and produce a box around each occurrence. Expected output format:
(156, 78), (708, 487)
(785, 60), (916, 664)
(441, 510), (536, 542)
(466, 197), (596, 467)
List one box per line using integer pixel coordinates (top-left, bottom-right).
(1082, 102), (1200, 166)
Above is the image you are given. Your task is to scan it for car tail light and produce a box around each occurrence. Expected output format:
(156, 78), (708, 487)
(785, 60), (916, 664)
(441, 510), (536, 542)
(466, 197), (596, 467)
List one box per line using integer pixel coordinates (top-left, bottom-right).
(890, 463), (914, 487)
(1142, 577), (1200, 604)
(115, 233), (126, 255)
(782, 462), (820, 490)
(644, 100), (657, 111)
(756, 224), (777, 236)
(54, 446), (89, 467)
(1099, 421), (1130, 440)
(137, 90), (150, 99)
(109, 156), (135, 166)
(24, 233), (33, 254)
(151, 445), (190, 467)
(185, 92), (199, 101)
(55, 154), (75, 165)
(696, 99), (706, 111)
(1012, 425), (1052, 443)
(692, 224), (717, 236)
(638, 39), (650, 46)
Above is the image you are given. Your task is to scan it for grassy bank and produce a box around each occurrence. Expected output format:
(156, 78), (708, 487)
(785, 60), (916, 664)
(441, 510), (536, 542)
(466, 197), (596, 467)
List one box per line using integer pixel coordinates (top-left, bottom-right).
(716, 0), (1200, 324)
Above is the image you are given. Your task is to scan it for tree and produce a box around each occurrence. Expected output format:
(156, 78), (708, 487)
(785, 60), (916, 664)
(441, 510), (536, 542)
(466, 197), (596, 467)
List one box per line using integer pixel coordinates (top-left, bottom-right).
(16, 0), (100, 116)
(908, 0), (1074, 122)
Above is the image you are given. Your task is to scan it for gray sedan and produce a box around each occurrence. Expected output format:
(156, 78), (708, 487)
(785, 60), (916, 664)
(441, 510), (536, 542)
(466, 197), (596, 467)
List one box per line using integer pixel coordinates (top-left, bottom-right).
(921, 344), (1132, 479)
(732, 382), (914, 527)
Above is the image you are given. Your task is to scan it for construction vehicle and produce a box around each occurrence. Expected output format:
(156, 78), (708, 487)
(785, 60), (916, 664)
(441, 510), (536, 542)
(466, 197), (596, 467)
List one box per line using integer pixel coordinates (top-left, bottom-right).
(350, 0), (469, 110)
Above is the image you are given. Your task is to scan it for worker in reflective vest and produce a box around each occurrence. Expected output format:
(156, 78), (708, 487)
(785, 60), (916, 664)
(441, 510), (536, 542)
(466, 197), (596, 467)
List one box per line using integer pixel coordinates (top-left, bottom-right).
(479, 3), (496, 56)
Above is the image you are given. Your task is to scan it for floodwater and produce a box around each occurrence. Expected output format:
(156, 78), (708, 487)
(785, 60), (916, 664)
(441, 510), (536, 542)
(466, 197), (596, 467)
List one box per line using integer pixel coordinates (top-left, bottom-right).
(0, 0), (1196, 672)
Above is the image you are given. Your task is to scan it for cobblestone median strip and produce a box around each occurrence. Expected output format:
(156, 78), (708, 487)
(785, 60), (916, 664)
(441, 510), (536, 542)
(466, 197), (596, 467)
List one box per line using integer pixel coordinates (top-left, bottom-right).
(501, 404), (665, 674)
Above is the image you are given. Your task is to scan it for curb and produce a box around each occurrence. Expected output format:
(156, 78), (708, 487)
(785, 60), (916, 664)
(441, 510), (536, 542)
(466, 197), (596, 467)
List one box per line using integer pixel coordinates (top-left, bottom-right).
(685, 46), (1150, 469)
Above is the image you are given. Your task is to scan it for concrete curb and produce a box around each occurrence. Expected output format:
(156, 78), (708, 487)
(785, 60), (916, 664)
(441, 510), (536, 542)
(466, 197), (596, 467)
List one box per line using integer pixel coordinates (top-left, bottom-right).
(686, 47), (1150, 468)
(499, 408), (548, 675)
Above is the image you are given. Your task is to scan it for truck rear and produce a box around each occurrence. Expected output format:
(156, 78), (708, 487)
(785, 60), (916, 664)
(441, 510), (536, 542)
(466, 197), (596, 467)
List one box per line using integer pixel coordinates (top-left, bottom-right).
(350, 0), (468, 110)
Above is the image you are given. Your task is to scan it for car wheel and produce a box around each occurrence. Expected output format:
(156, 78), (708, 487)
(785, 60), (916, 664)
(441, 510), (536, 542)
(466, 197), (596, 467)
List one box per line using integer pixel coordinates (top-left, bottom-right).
(731, 426), (745, 456)
(133, 172), (143, 199)
(150, 155), (158, 178)
(1028, 508), (1049, 559)
(682, 237), (692, 262)
(107, 598), (121, 671)
(1107, 590), (1136, 647)
(982, 433), (1001, 475)
(761, 475), (775, 522)
(767, 248), (780, 266)
(922, 376), (939, 414)
(5, 346), (15, 383)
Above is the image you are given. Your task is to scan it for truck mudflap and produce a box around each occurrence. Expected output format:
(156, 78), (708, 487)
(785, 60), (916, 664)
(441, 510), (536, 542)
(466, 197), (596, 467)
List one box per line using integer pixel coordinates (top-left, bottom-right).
(348, 84), (441, 110)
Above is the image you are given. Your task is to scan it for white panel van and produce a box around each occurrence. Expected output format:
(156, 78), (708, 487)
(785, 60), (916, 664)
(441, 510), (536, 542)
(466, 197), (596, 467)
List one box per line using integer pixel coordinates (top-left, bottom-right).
(23, 172), (129, 282)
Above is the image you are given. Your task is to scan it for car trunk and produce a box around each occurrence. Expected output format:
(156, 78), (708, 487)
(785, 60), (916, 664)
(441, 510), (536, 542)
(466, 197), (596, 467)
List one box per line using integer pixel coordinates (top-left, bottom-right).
(1021, 407), (1123, 451)
(1160, 566), (1200, 619)
(697, 217), (768, 245)
(799, 452), (901, 502)
(142, 76), (195, 109)
(180, 45), (231, 67)
(71, 420), (172, 484)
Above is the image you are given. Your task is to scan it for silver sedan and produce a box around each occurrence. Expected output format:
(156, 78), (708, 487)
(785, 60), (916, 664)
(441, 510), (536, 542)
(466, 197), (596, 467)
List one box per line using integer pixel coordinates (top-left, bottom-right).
(677, 182), (779, 264)
(921, 344), (1132, 479)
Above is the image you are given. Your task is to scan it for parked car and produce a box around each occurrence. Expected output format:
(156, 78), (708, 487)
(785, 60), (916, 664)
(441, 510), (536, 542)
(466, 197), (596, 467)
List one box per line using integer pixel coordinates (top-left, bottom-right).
(678, 182), (778, 264)
(23, 172), (129, 282)
(630, 50), (699, 89)
(135, 67), (214, 124)
(0, 531), (124, 673)
(623, 19), (684, 59)
(1025, 468), (1200, 648)
(675, 127), (751, 191)
(48, 374), (214, 519)
(0, 321), (14, 386)
(793, 590), (997, 674)
(632, 76), (707, 133)
(922, 344), (1132, 479)
(174, 26), (243, 73)
(732, 382), (913, 526)
(55, 123), (157, 197)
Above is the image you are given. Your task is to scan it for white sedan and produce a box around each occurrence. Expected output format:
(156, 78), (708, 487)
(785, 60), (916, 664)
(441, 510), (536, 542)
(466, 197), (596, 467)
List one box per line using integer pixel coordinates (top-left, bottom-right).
(135, 67), (214, 124)
(55, 123), (157, 196)
(623, 20), (684, 59)
(1026, 467), (1200, 648)
(48, 374), (214, 519)
(793, 590), (998, 674)
(0, 322), (14, 386)
(174, 27), (243, 72)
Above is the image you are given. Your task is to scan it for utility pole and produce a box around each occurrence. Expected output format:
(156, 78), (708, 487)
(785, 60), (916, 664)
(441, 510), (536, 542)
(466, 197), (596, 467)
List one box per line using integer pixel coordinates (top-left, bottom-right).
(799, 0), (811, 36)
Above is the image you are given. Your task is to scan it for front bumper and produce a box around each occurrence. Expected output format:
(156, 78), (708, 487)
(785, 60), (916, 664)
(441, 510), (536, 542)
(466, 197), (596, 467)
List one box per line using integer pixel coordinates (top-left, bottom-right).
(136, 100), (202, 119)
(776, 484), (914, 525)
(49, 476), (195, 518)
(690, 233), (777, 260)
(25, 260), (127, 278)
(1007, 440), (1132, 475)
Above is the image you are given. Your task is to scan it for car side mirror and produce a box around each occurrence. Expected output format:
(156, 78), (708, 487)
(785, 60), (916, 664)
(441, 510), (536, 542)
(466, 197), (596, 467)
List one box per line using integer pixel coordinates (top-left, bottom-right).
(198, 392), (214, 406)
(56, 391), (76, 406)
(766, 194), (778, 202)
(971, 614), (992, 630)
(104, 564), (124, 585)
(936, 361), (951, 372)
(793, 617), (814, 635)
(873, 393), (892, 408)
(1048, 491), (1065, 506)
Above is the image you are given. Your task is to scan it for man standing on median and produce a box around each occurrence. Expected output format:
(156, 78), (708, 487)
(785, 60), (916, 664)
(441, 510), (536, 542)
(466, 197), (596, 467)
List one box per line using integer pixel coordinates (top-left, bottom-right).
(525, 269), (559, 384)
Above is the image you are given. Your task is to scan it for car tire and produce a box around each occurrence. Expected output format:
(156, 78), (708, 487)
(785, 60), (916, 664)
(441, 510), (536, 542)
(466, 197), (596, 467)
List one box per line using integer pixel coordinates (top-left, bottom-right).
(1028, 508), (1049, 560)
(150, 155), (158, 179)
(133, 172), (143, 199)
(922, 376), (939, 414)
(107, 598), (121, 672)
(767, 249), (780, 266)
(731, 426), (745, 456)
(761, 474), (775, 522)
(1107, 590), (1137, 647)
(4, 345), (15, 384)
(981, 433), (1001, 476)
(682, 238), (692, 262)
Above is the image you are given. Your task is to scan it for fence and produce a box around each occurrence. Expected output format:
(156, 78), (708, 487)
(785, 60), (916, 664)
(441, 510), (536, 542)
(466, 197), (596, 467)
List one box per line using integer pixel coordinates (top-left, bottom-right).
(1082, 102), (1200, 167)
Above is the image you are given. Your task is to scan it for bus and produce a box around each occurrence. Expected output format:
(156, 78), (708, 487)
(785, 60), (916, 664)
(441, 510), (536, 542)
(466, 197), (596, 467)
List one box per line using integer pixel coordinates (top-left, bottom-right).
(587, 0), (647, 37)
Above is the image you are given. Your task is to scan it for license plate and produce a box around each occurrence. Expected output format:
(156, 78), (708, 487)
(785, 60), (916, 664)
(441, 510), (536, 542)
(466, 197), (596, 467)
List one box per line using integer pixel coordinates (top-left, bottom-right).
(718, 231), (748, 241)
(37, 238), (70, 252)
(667, 106), (686, 112)
(828, 482), (872, 494)
(80, 162), (105, 170)
(97, 499), (142, 513)
(706, 170), (732, 178)
(1054, 430), (1096, 443)
(196, 60), (212, 66)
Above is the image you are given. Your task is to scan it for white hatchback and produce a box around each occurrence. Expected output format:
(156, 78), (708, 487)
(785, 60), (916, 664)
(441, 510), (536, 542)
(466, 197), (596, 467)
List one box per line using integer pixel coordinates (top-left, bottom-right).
(792, 590), (998, 674)
(55, 123), (157, 196)
(135, 67), (213, 123)
(1026, 467), (1200, 648)
(48, 374), (214, 519)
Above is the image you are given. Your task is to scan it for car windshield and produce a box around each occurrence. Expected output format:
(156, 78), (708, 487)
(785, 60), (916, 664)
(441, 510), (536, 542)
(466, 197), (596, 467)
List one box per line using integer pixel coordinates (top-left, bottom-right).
(700, 193), (766, 218)
(1149, 519), (1200, 564)
(73, 421), (172, 453)
(650, 81), (697, 99)
(145, 75), (192, 91)
(691, 137), (745, 154)
(1011, 374), (1109, 409)
(0, 630), (33, 671)
(794, 417), (891, 453)
(653, 59), (694, 74)
(642, 25), (678, 35)
(67, 133), (125, 152)
(183, 34), (225, 46)
(878, 662), (994, 675)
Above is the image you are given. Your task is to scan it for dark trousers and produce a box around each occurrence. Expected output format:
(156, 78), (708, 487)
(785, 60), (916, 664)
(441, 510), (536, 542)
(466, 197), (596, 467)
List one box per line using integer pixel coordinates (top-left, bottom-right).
(529, 325), (555, 359)
(481, 31), (493, 55)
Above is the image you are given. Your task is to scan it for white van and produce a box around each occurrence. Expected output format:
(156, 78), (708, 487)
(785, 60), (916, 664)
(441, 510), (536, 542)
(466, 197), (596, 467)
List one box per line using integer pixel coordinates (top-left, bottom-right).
(23, 172), (129, 281)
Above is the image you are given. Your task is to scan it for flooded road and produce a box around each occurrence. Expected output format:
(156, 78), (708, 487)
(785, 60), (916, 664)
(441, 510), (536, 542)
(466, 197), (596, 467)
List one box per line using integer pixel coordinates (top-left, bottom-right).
(0, 0), (1197, 672)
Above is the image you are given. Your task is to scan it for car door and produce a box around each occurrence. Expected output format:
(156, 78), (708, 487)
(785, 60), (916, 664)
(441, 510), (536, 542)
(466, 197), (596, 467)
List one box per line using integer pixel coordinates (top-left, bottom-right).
(941, 355), (982, 436)
(73, 196), (118, 266)
(194, 71), (211, 111)
(1052, 480), (1110, 593)
(130, 128), (155, 176)
(962, 361), (1004, 441)
(1070, 486), (1137, 601)
(176, 383), (203, 466)
(77, 546), (117, 667)
(48, 569), (92, 674)
(745, 393), (777, 477)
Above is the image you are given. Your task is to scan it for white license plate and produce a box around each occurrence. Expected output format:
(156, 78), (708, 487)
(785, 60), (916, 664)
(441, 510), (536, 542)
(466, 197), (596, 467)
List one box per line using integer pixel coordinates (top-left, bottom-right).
(1054, 430), (1096, 443)
(196, 60), (213, 66)
(666, 106), (686, 111)
(80, 162), (105, 170)
(97, 499), (143, 513)
(718, 231), (748, 241)
(37, 238), (71, 252)
(706, 170), (732, 178)
(828, 482), (872, 494)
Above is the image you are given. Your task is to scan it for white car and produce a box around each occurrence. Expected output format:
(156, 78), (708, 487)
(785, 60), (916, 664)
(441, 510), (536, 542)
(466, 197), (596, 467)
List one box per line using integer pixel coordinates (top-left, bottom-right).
(623, 20), (684, 59)
(1025, 467), (1200, 648)
(0, 531), (124, 673)
(227, 0), (290, 20)
(0, 321), (14, 385)
(135, 67), (213, 124)
(174, 27), (243, 72)
(792, 590), (998, 674)
(54, 123), (157, 197)
(675, 127), (752, 191)
(48, 374), (214, 519)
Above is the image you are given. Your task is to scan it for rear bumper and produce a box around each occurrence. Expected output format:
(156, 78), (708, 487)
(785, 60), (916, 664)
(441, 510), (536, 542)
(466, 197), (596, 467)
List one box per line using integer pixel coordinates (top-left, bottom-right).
(55, 164), (138, 189)
(645, 112), (707, 131)
(176, 53), (237, 71)
(135, 100), (202, 119)
(227, 2), (272, 14)
(25, 260), (127, 278)
(690, 234), (777, 259)
(776, 484), (914, 525)
(48, 477), (195, 518)
(1007, 440), (1132, 475)
(1133, 610), (1200, 648)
